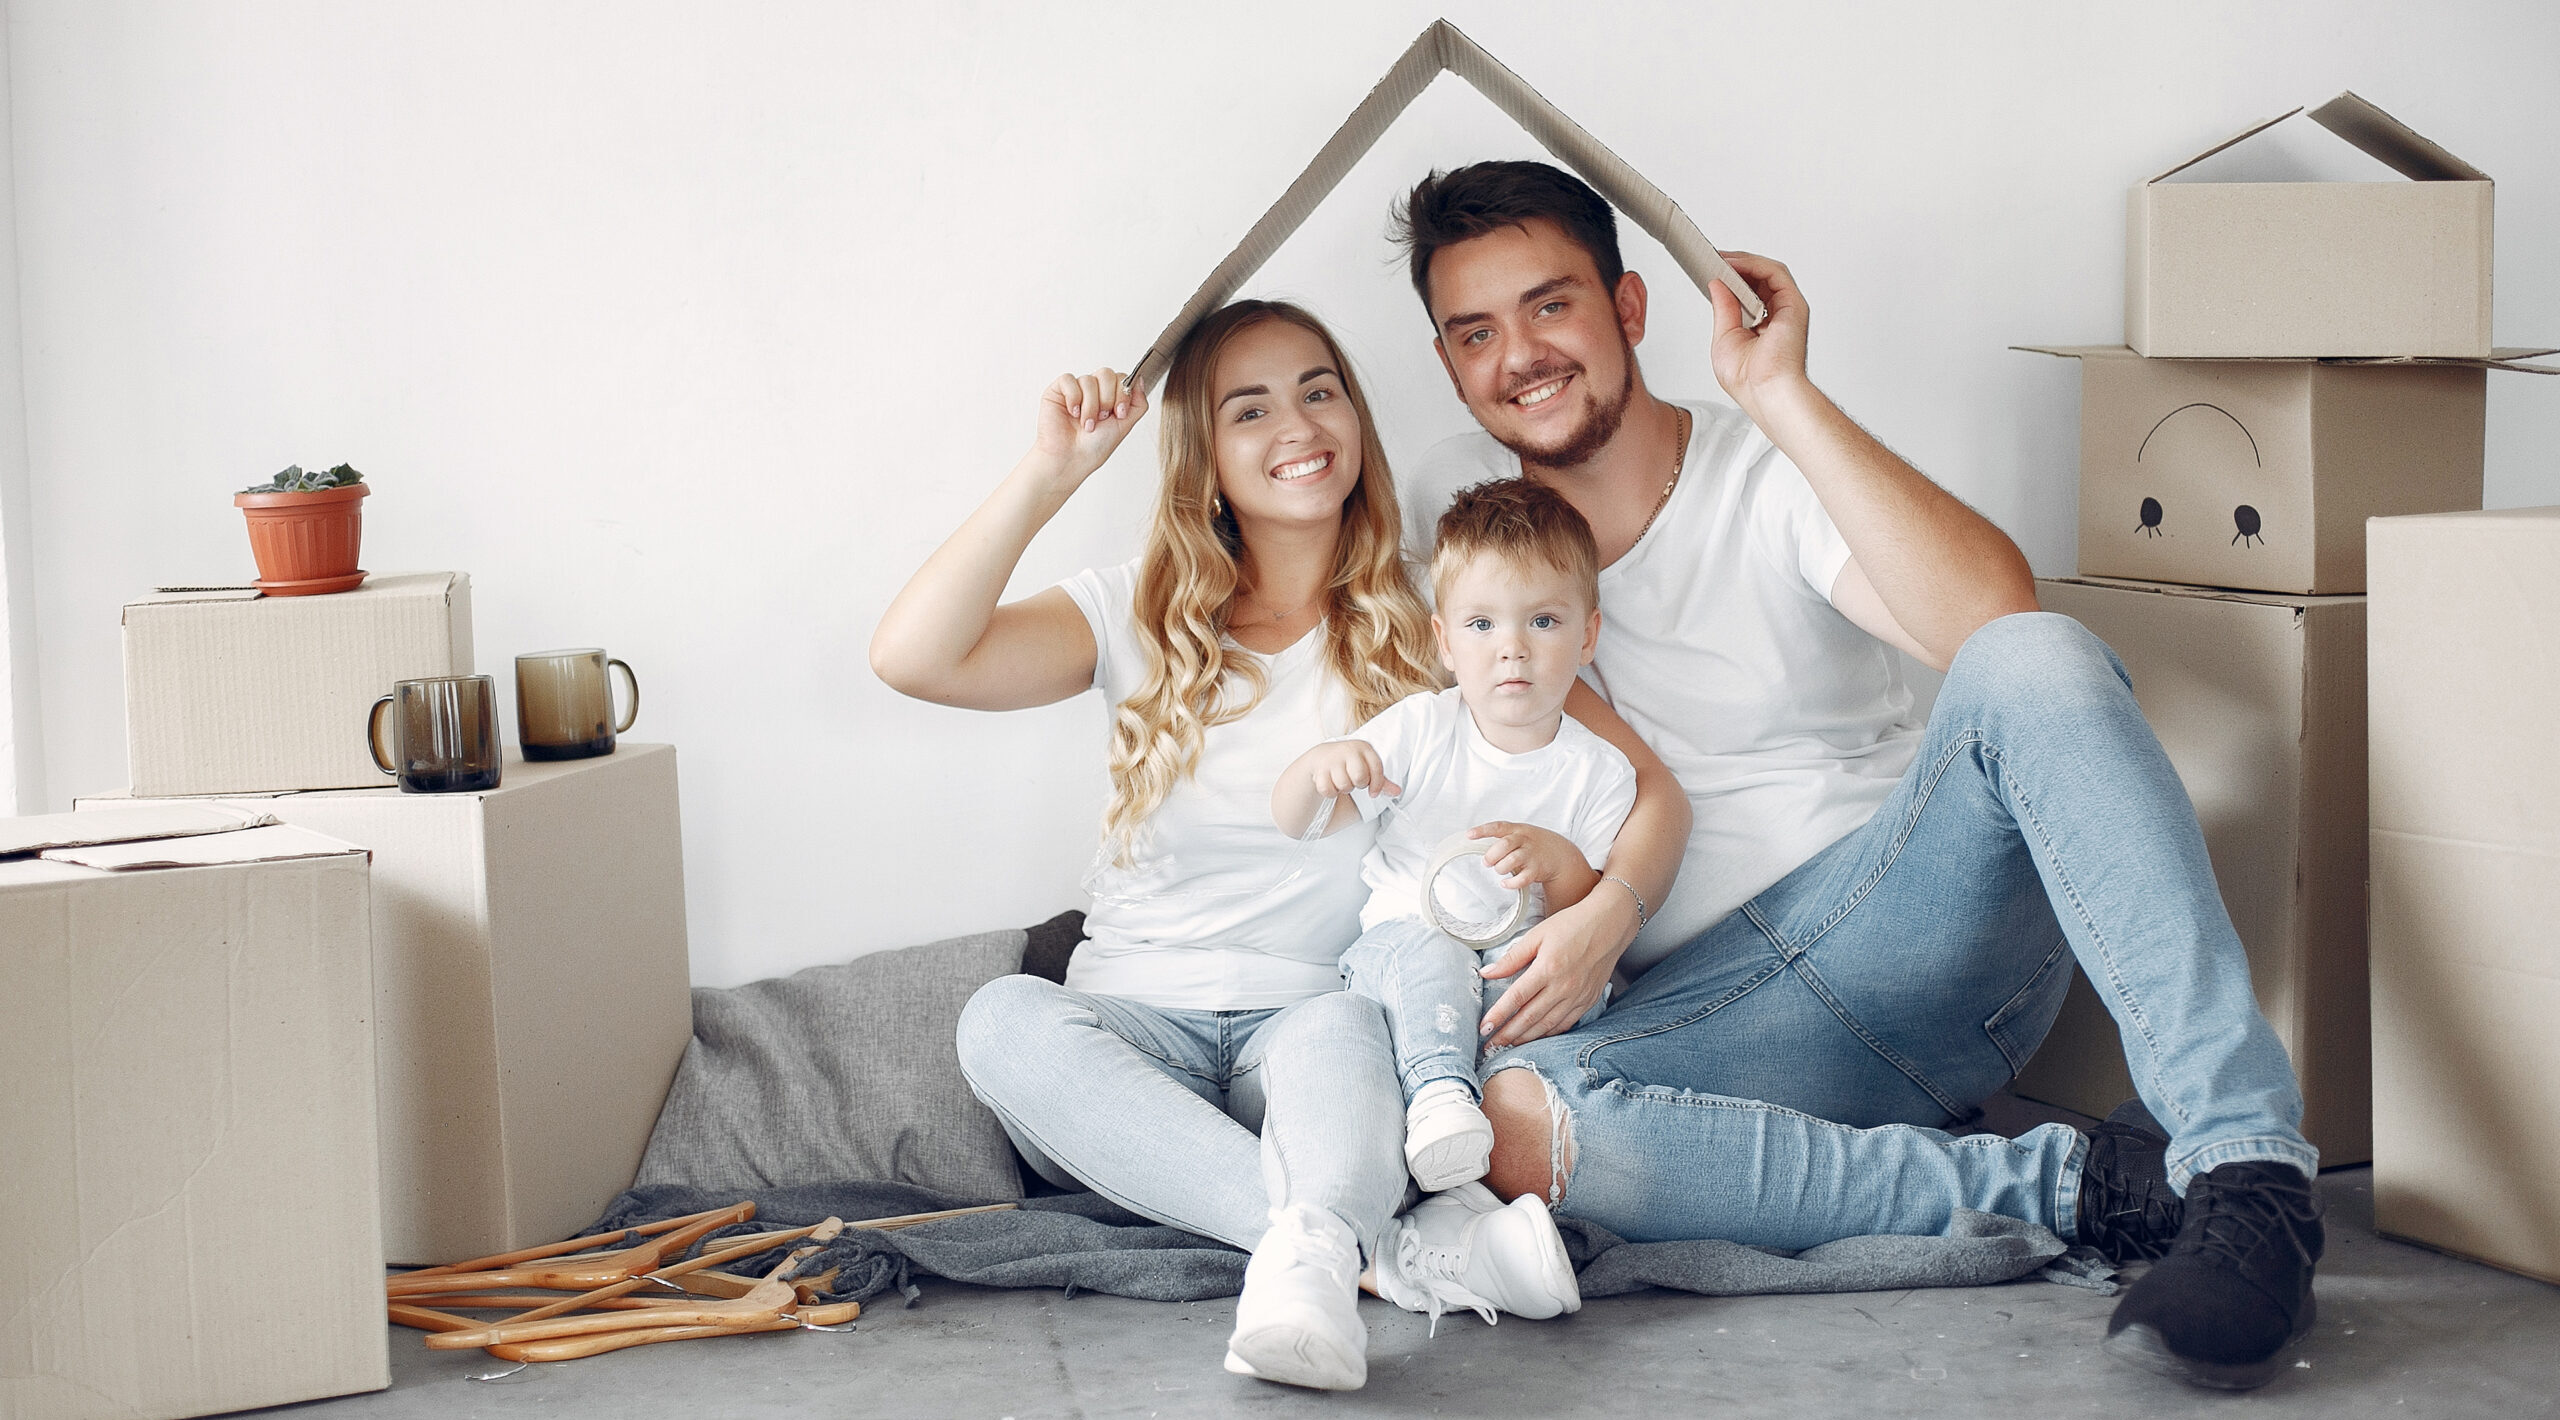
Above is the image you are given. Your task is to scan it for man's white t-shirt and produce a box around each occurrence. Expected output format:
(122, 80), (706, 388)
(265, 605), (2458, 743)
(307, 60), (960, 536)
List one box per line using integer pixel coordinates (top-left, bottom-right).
(1059, 560), (1374, 1010)
(1344, 687), (1637, 935)
(1401, 401), (1923, 974)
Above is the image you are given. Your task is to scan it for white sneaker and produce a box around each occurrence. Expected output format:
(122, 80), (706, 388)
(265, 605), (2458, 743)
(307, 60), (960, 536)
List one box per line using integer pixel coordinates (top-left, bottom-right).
(1373, 1182), (1581, 1333)
(1404, 1078), (1496, 1191)
(1222, 1204), (1368, 1390)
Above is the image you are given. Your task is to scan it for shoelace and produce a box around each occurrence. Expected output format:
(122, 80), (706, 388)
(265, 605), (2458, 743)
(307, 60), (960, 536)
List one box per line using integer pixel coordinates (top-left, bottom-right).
(1395, 1228), (1497, 1334)
(2083, 1126), (2180, 1261)
(2188, 1173), (2323, 1275)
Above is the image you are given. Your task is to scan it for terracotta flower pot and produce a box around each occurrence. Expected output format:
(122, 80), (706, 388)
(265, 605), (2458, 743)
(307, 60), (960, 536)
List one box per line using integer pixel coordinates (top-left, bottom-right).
(235, 482), (370, 595)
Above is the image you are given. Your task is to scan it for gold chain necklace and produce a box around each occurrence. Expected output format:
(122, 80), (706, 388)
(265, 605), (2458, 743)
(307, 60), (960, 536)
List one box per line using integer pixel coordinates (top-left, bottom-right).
(1631, 406), (1691, 547)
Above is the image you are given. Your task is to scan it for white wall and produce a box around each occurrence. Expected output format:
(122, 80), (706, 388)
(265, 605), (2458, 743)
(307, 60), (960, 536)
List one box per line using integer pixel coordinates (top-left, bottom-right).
(10, 2), (2557, 986)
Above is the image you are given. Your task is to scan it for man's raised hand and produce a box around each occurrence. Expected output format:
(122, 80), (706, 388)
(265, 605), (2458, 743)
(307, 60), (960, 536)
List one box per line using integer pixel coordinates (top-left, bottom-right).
(1708, 252), (1814, 427)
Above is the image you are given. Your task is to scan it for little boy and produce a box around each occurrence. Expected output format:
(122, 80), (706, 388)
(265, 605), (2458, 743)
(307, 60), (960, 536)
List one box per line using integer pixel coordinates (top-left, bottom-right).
(1273, 479), (1636, 1191)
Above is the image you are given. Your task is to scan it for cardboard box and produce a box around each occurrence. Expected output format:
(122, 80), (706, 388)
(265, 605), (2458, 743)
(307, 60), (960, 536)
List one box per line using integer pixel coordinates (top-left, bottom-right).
(81, 744), (693, 1265)
(2367, 507), (2560, 1283)
(2014, 345), (2548, 595)
(1130, 18), (1762, 389)
(1, 814), (385, 1419)
(2012, 578), (2369, 1164)
(122, 570), (474, 797)
(2127, 93), (2491, 358)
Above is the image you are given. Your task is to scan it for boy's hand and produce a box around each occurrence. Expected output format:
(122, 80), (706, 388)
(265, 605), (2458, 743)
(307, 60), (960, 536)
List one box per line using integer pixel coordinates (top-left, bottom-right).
(1303, 740), (1400, 804)
(1465, 821), (1586, 891)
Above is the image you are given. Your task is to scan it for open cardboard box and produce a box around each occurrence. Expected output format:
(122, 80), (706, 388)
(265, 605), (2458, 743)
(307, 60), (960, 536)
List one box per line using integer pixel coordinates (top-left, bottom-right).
(2018, 345), (2555, 594)
(1, 809), (386, 1420)
(2367, 507), (2560, 1283)
(2015, 577), (2370, 1164)
(2128, 93), (2496, 359)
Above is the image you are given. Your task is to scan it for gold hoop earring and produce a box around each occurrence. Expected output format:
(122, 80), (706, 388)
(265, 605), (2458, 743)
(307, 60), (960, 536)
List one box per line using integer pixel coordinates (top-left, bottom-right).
(1211, 493), (1225, 516)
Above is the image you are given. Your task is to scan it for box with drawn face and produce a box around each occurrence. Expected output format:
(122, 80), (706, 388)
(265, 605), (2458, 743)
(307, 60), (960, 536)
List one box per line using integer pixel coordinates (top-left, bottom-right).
(2023, 345), (2495, 595)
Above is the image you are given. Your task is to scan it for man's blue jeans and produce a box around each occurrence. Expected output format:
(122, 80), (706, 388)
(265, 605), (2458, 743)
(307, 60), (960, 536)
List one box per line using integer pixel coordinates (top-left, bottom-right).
(1490, 612), (2317, 1248)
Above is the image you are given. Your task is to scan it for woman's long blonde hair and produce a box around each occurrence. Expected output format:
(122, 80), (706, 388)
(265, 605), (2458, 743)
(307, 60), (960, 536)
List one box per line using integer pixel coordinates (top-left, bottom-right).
(1102, 300), (1438, 858)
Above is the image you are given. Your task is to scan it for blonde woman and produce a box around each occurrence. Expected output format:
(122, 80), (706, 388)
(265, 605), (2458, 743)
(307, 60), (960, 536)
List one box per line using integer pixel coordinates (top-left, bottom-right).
(872, 301), (1683, 1391)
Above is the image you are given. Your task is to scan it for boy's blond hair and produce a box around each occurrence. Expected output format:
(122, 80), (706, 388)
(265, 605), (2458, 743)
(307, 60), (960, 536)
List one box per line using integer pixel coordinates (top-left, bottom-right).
(1431, 478), (1601, 609)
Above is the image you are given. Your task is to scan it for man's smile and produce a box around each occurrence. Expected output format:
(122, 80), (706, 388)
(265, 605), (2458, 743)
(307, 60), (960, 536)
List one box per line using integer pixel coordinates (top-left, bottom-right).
(1510, 376), (1570, 409)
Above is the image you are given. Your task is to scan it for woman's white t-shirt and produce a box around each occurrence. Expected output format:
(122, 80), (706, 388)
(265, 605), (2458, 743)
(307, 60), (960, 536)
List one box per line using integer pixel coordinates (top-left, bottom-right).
(1401, 401), (1923, 974)
(1059, 560), (1374, 1010)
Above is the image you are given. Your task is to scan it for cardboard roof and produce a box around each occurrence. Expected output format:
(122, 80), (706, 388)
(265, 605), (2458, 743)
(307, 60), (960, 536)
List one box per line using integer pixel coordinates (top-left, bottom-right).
(2147, 91), (2490, 185)
(1130, 18), (1765, 392)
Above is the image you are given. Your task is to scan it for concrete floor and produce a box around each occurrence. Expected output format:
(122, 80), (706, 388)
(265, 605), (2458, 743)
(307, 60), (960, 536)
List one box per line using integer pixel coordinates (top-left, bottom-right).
(262, 1163), (2559, 1420)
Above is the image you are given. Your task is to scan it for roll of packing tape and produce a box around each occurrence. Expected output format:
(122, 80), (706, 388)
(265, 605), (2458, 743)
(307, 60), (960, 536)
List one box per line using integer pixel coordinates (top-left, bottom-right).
(1422, 831), (1531, 948)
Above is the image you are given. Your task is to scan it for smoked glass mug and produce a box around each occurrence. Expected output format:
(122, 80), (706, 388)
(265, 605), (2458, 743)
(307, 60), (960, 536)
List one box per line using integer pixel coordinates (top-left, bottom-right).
(368, 674), (503, 793)
(515, 648), (639, 760)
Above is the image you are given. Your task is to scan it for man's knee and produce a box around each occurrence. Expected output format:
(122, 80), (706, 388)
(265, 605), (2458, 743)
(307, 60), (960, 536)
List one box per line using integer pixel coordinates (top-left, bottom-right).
(1482, 1065), (1572, 1205)
(1944, 611), (2131, 713)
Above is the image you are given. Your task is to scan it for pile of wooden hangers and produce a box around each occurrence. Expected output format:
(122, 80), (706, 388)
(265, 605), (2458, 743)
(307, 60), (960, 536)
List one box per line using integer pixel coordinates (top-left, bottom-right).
(387, 1200), (1014, 1362)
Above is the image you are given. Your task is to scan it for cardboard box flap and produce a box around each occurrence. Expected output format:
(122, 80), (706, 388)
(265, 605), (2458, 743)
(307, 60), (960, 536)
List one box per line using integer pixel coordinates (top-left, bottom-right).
(2046, 575), (2365, 610)
(41, 821), (366, 871)
(0, 802), (277, 857)
(2145, 107), (2301, 184)
(2012, 343), (2557, 374)
(1130, 17), (1764, 391)
(2306, 91), (2489, 183)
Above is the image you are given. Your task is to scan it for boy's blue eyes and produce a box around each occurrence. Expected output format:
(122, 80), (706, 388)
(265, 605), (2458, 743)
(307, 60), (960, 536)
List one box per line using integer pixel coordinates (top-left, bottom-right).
(1463, 614), (1565, 631)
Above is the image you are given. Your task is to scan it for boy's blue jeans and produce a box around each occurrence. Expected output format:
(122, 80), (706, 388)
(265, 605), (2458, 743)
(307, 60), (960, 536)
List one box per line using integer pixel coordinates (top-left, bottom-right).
(1487, 612), (2319, 1248)
(1340, 917), (1604, 1105)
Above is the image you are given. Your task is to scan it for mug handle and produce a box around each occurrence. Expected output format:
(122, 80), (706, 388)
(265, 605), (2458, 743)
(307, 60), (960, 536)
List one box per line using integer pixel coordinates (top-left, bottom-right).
(368, 694), (399, 776)
(608, 659), (640, 734)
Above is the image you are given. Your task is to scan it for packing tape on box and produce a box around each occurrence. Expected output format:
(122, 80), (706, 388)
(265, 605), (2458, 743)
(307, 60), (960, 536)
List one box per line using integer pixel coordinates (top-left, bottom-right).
(1422, 831), (1531, 949)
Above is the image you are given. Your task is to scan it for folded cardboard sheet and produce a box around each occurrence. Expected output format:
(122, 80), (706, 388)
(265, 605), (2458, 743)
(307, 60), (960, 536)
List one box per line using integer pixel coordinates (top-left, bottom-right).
(121, 570), (474, 797)
(2128, 93), (2495, 358)
(2368, 507), (2560, 1283)
(0, 816), (385, 1419)
(2014, 577), (2370, 1164)
(83, 743), (695, 1265)
(1131, 18), (1762, 391)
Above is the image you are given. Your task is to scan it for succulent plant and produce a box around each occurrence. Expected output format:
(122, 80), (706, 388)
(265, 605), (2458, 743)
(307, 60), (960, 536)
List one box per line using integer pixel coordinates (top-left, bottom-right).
(242, 463), (364, 495)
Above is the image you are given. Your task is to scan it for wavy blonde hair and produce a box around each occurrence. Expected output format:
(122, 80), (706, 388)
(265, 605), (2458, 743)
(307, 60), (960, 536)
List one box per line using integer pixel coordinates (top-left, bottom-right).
(1103, 301), (1438, 858)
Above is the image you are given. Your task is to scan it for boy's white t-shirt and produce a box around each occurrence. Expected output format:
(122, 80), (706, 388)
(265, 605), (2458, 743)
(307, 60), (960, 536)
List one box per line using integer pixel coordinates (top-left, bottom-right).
(1401, 400), (1923, 974)
(1058, 560), (1374, 1010)
(1346, 687), (1637, 935)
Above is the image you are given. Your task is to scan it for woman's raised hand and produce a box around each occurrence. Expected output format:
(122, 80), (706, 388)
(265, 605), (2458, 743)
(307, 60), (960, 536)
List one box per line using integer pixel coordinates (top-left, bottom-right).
(1034, 368), (1150, 485)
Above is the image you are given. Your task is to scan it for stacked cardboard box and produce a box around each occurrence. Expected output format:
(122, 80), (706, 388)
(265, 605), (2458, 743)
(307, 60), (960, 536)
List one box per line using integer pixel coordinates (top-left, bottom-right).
(1, 809), (387, 1418)
(2008, 95), (2552, 1165)
(103, 575), (694, 1267)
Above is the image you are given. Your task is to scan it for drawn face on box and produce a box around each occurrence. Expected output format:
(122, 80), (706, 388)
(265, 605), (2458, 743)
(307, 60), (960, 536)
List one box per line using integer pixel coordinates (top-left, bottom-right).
(2135, 400), (2273, 550)
(1426, 217), (1643, 470)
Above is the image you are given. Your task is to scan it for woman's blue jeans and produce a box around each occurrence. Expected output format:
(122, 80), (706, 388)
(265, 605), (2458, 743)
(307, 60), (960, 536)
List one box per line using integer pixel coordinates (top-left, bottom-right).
(956, 979), (1406, 1255)
(1490, 612), (2318, 1248)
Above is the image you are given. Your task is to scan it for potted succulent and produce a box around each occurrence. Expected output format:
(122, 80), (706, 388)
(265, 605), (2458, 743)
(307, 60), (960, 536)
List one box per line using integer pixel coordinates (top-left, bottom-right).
(235, 463), (369, 595)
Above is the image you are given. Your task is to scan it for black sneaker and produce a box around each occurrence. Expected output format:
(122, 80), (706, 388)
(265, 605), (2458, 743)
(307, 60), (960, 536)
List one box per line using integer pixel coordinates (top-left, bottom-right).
(2105, 1160), (2324, 1390)
(2075, 1099), (2181, 1262)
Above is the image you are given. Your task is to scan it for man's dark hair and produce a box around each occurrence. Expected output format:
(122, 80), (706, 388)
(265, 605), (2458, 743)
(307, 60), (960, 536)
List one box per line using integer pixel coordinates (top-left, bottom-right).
(1392, 160), (1625, 314)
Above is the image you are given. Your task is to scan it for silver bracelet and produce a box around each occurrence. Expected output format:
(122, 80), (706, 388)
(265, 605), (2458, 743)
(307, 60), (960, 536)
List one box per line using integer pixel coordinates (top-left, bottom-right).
(1602, 875), (1650, 928)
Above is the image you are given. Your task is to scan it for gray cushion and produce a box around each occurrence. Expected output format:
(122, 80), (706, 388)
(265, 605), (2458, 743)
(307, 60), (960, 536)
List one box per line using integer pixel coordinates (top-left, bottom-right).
(635, 922), (1054, 1201)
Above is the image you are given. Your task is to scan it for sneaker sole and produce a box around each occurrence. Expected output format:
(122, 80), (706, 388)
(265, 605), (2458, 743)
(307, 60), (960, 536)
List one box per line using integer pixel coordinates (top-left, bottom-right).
(1407, 1132), (1493, 1193)
(1224, 1324), (1367, 1391)
(2103, 1293), (2316, 1391)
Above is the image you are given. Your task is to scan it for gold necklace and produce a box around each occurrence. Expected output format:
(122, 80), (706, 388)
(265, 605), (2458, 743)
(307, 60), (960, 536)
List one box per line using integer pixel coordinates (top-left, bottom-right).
(1232, 585), (1323, 630)
(1631, 406), (1691, 547)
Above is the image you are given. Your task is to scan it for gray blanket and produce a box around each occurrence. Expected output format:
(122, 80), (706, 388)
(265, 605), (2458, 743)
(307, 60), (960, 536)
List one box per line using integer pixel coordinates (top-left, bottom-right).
(588, 1181), (2116, 1309)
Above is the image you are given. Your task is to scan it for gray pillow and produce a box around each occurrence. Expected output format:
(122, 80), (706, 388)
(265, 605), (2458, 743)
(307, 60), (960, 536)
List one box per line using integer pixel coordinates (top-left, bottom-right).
(635, 915), (1081, 1201)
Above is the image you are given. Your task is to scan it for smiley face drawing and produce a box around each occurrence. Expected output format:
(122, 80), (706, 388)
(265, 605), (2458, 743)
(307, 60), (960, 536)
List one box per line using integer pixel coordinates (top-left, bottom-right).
(2137, 402), (2268, 554)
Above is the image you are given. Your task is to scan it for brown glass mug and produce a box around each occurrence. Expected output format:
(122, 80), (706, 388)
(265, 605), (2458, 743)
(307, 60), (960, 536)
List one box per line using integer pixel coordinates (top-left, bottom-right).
(368, 675), (503, 793)
(515, 648), (639, 761)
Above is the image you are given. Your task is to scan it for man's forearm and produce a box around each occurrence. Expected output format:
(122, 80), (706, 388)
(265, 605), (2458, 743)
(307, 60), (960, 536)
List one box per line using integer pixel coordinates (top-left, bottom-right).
(1754, 379), (2037, 663)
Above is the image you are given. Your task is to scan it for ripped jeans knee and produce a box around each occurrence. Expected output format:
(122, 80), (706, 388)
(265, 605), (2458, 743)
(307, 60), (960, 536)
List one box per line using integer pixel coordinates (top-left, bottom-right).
(1482, 1060), (1575, 1208)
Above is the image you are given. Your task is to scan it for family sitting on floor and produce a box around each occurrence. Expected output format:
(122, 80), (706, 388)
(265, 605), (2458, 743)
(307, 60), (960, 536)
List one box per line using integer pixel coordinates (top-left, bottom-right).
(869, 159), (2326, 1395)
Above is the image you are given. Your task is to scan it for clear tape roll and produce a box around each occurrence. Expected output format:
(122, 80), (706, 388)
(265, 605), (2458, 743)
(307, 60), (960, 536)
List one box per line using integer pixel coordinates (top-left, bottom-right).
(1422, 831), (1531, 949)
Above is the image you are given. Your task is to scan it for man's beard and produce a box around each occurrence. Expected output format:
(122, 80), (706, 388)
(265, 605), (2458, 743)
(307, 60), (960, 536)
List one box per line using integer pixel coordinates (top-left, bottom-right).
(1493, 345), (1637, 472)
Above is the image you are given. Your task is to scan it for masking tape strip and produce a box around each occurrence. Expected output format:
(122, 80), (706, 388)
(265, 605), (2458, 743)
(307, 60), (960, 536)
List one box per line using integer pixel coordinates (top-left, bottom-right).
(1129, 18), (1764, 393)
(1422, 831), (1530, 949)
